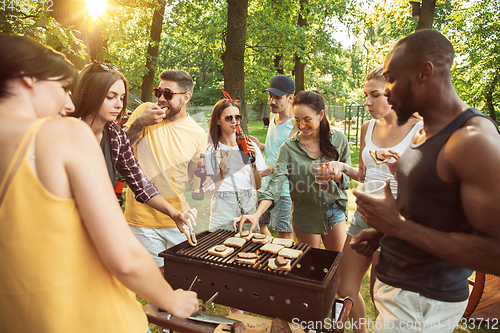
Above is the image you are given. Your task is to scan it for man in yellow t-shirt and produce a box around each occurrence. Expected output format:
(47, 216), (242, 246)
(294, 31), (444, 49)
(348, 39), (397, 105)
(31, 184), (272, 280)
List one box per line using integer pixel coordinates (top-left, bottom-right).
(124, 70), (207, 273)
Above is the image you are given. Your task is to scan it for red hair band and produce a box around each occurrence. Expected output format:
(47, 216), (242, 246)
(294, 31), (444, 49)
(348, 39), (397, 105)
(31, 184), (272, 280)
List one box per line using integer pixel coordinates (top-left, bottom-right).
(221, 90), (240, 103)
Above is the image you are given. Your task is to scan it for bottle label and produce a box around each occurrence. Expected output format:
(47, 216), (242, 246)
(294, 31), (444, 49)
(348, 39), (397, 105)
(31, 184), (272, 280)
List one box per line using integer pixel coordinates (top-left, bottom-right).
(239, 136), (252, 154)
(114, 180), (125, 193)
(192, 175), (201, 193)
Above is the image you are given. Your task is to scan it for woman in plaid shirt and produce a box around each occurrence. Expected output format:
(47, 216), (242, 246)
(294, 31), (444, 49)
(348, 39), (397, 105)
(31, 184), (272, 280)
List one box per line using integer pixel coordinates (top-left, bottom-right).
(71, 62), (196, 233)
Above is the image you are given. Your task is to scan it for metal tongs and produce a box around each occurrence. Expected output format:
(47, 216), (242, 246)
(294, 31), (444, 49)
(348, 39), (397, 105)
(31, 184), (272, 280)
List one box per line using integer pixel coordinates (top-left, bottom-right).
(186, 276), (238, 325)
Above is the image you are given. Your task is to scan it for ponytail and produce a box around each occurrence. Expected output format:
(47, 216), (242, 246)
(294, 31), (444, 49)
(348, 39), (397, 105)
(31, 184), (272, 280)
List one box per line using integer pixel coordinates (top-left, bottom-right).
(293, 90), (339, 160)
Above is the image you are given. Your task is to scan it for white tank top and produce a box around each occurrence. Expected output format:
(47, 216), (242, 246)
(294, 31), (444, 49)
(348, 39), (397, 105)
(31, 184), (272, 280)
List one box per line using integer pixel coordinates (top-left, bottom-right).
(362, 119), (423, 196)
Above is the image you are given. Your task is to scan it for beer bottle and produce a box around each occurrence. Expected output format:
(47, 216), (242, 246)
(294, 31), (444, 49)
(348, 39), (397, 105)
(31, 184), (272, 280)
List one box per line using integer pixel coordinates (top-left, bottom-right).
(114, 176), (125, 207)
(235, 124), (256, 164)
(191, 154), (206, 200)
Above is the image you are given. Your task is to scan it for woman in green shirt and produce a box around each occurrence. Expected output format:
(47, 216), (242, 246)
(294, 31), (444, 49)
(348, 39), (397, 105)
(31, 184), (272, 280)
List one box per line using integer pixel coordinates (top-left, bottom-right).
(234, 91), (350, 251)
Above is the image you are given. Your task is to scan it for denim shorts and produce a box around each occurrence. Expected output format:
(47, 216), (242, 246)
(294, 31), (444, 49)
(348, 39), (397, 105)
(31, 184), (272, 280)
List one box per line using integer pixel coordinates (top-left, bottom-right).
(129, 225), (186, 267)
(258, 196), (293, 232)
(326, 202), (347, 228)
(209, 189), (260, 232)
(347, 209), (369, 237)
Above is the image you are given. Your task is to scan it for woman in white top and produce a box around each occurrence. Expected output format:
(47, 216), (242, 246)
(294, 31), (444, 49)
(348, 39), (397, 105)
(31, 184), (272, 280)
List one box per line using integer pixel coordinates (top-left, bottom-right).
(328, 65), (423, 333)
(204, 92), (267, 232)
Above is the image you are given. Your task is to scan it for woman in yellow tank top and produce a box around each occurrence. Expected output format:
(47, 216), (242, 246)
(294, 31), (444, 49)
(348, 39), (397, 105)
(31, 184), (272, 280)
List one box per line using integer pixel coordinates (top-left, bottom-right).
(0, 35), (198, 333)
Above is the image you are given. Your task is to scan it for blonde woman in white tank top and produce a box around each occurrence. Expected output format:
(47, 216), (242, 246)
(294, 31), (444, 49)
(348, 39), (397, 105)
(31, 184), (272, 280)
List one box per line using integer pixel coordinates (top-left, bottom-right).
(326, 65), (422, 333)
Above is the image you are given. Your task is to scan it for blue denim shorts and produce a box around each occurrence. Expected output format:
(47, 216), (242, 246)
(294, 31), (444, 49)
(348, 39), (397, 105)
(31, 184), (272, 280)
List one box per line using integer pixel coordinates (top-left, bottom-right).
(347, 209), (369, 237)
(326, 202), (347, 228)
(209, 189), (259, 232)
(258, 196), (293, 232)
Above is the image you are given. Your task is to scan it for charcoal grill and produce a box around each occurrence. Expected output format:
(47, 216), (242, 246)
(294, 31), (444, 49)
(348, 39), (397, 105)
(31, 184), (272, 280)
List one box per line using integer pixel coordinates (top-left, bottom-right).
(159, 229), (343, 323)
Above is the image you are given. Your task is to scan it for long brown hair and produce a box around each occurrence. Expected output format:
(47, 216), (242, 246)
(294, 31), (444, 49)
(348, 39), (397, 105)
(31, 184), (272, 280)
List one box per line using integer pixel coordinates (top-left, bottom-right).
(0, 35), (77, 100)
(293, 90), (339, 160)
(70, 62), (129, 125)
(207, 98), (241, 171)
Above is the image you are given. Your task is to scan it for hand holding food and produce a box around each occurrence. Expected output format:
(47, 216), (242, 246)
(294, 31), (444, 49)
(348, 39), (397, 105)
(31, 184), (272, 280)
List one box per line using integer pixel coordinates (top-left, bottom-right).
(138, 104), (166, 126)
(218, 154), (231, 178)
(233, 213), (259, 233)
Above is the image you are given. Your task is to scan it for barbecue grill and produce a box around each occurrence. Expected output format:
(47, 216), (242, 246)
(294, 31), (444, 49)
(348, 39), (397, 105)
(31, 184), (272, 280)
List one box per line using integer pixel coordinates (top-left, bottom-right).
(159, 229), (343, 323)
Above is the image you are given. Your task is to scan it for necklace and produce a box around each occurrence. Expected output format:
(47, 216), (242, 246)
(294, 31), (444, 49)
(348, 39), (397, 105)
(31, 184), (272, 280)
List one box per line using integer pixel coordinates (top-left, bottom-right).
(300, 134), (319, 152)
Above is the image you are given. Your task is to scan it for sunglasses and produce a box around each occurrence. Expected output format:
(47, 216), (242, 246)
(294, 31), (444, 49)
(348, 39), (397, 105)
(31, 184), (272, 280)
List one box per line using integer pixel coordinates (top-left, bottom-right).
(221, 114), (243, 123)
(93, 61), (121, 72)
(292, 114), (320, 127)
(153, 88), (187, 100)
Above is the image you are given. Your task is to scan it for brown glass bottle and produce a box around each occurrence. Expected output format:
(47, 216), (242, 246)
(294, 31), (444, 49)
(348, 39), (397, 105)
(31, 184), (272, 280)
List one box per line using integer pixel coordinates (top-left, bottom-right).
(191, 154), (206, 200)
(114, 176), (125, 207)
(235, 124), (256, 164)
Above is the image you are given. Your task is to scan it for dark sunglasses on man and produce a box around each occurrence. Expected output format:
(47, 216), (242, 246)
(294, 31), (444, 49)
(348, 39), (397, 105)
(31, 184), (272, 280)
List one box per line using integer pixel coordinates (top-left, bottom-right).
(153, 88), (186, 101)
(221, 114), (243, 123)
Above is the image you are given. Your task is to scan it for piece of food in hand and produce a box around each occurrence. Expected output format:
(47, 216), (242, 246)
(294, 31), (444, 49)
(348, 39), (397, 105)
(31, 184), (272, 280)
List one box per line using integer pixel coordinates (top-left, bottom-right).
(268, 257), (291, 271)
(223, 237), (246, 248)
(234, 230), (254, 241)
(278, 248), (303, 259)
(260, 243), (284, 254)
(182, 227), (197, 246)
(369, 149), (391, 165)
(272, 238), (293, 248)
(208, 245), (234, 258)
(252, 234), (273, 244)
(235, 252), (259, 265)
(216, 149), (233, 159)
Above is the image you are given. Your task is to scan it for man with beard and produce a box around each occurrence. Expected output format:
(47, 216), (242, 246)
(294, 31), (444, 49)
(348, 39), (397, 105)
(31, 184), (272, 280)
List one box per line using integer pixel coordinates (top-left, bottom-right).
(124, 70), (207, 274)
(249, 75), (298, 239)
(351, 29), (500, 332)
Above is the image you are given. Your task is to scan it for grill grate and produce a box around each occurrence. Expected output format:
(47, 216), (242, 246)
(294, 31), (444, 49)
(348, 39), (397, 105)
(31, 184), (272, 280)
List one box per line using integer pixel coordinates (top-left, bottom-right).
(173, 229), (312, 278)
(159, 230), (343, 323)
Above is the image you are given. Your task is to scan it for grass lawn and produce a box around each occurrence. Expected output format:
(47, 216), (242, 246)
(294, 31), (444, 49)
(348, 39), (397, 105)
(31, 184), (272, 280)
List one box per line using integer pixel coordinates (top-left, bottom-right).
(141, 120), (493, 333)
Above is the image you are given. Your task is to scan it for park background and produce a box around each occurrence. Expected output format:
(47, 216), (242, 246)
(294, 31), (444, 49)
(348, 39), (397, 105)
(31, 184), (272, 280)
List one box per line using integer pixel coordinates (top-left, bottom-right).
(2, 0), (499, 332)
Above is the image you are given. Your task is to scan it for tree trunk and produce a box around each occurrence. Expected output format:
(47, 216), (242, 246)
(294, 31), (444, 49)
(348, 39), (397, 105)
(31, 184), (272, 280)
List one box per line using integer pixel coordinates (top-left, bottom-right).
(222, 0), (248, 131)
(88, 24), (103, 62)
(485, 70), (499, 125)
(274, 53), (284, 74)
(141, 1), (167, 103)
(49, 0), (87, 69)
(293, 0), (308, 94)
(416, 0), (437, 30)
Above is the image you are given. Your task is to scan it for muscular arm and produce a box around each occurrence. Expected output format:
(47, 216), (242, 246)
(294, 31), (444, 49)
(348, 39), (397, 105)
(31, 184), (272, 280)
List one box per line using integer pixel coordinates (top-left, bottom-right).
(414, 118), (500, 275)
(356, 118), (500, 275)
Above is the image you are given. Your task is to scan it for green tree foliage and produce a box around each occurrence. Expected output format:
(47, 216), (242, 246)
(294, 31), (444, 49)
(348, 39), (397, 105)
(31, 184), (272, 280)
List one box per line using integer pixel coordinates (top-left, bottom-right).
(345, 0), (455, 102)
(0, 3), (86, 62)
(6, 0), (496, 121)
(446, 0), (500, 123)
(246, 0), (351, 105)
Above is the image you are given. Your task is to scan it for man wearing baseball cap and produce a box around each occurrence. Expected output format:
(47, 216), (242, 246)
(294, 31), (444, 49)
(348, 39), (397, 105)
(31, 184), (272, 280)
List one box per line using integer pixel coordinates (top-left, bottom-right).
(249, 75), (298, 239)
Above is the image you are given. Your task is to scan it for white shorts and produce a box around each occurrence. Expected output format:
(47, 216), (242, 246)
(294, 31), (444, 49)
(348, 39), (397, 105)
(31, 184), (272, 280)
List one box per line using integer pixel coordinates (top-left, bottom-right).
(129, 225), (186, 267)
(372, 279), (468, 333)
